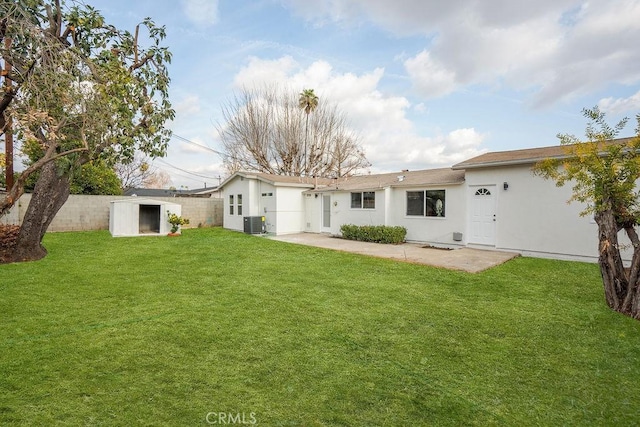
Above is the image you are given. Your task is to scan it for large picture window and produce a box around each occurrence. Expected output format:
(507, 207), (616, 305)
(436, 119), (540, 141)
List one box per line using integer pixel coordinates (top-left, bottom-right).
(406, 190), (446, 217)
(426, 190), (445, 217)
(351, 191), (375, 209)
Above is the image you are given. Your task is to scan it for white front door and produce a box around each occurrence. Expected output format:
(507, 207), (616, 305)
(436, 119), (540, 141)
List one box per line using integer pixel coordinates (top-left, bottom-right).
(470, 186), (496, 246)
(322, 195), (331, 232)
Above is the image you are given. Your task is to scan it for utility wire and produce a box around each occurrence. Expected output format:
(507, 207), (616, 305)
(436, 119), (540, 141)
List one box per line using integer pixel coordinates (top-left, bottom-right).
(171, 133), (225, 157)
(155, 158), (220, 180)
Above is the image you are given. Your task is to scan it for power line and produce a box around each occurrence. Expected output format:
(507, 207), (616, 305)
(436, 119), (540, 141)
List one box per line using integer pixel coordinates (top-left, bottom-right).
(171, 133), (225, 157)
(155, 158), (221, 180)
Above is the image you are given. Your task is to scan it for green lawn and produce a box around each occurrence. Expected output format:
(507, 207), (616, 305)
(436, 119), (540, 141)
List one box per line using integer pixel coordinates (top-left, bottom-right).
(1, 228), (639, 426)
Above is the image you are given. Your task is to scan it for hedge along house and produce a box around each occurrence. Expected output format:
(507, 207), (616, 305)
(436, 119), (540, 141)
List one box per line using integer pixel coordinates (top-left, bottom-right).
(109, 198), (182, 237)
(218, 138), (636, 262)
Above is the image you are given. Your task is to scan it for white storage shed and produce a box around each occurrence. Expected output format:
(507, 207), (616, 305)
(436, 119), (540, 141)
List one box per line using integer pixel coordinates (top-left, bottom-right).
(109, 198), (182, 237)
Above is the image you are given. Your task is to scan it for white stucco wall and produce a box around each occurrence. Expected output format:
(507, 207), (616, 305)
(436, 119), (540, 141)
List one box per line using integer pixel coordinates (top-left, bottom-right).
(256, 182), (277, 233)
(222, 176), (248, 232)
(325, 190), (386, 234)
(388, 184), (467, 246)
(317, 185), (465, 246)
(272, 186), (307, 235)
(221, 176), (311, 235)
(464, 164), (633, 262)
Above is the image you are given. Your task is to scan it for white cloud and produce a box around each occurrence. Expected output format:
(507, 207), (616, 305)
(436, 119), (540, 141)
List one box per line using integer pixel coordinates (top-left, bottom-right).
(404, 50), (457, 98)
(285, 0), (640, 106)
(181, 0), (219, 27)
(232, 56), (298, 88)
(174, 95), (201, 116)
(598, 90), (640, 115)
(231, 55), (486, 172)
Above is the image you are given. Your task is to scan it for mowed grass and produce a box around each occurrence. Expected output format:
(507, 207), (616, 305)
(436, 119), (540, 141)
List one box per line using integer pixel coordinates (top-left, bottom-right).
(1, 228), (640, 426)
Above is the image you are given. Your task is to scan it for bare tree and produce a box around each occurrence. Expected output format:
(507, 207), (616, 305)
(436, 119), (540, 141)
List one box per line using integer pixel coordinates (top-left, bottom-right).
(218, 86), (370, 177)
(115, 154), (171, 189)
(142, 169), (171, 188)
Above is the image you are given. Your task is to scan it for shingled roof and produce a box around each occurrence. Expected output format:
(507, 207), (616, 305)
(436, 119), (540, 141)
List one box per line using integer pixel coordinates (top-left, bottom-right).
(307, 168), (465, 192)
(219, 171), (334, 188)
(452, 137), (637, 170)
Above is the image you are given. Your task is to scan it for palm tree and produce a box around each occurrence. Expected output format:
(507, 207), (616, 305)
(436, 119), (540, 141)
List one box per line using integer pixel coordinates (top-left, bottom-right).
(299, 88), (319, 175)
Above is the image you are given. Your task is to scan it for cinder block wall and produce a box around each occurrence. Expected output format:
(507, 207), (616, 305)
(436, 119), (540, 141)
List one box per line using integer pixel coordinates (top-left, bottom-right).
(0, 194), (223, 231)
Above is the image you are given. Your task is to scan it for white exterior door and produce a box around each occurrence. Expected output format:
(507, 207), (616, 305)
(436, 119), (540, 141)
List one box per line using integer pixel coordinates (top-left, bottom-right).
(470, 186), (496, 246)
(322, 195), (331, 232)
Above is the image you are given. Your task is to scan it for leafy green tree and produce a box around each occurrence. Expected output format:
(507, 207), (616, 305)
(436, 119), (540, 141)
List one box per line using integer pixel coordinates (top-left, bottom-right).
(534, 107), (640, 319)
(69, 162), (122, 195)
(0, 0), (173, 262)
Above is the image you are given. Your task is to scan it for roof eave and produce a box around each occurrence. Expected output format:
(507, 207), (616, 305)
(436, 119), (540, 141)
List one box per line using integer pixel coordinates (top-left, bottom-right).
(452, 155), (567, 170)
(389, 180), (465, 188)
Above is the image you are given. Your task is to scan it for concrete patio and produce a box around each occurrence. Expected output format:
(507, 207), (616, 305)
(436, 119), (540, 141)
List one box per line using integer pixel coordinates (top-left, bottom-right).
(268, 233), (520, 273)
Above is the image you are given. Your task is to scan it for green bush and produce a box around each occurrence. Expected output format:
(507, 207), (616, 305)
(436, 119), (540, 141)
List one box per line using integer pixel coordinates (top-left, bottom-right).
(340, 224), (407, 244)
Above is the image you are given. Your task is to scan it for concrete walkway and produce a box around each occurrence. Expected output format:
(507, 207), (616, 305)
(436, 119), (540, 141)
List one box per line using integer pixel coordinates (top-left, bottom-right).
(268, 233), (520, 273)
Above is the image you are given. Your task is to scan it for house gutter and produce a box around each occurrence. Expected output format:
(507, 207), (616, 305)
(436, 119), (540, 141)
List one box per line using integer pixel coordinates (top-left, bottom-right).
(451, 156), (567, 170)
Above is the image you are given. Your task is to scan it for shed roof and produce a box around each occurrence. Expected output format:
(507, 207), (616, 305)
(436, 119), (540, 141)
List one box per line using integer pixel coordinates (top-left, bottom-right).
(452, 137), (636, 170)
(110, 198), (180, 206)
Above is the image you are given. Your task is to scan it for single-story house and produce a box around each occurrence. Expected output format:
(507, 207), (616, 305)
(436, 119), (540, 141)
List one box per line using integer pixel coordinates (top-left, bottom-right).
(218, 139), (636, 262)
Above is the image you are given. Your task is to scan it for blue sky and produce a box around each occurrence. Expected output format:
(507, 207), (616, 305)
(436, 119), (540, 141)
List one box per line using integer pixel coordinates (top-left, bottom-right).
(88, 0), (640, 189)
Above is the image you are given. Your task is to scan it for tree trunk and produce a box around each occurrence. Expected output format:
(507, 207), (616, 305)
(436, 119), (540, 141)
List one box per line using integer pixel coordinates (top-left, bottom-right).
(7, 161), (71, 263)
(595, 209), (640, 319)
(595, 209), (627, 310)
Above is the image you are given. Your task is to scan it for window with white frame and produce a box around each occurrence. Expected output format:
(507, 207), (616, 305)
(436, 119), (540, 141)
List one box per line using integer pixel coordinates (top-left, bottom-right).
(351, 191), (375, 209)
(229, 195), (234, 215)
(237, 194), (243, 216)
(406, 190), (446, 217)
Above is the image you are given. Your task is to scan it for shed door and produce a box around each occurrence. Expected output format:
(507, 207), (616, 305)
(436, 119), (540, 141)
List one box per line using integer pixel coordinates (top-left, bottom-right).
(139, 204), (160, 234)
(470, 186), (495, 246)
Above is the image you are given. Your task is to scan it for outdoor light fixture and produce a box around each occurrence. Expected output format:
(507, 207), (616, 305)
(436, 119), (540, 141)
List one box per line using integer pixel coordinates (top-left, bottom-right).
(503, 182), (509, 190)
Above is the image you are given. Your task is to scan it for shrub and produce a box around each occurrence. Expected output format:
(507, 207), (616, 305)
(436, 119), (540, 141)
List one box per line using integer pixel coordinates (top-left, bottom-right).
(340, 224), (406, 244)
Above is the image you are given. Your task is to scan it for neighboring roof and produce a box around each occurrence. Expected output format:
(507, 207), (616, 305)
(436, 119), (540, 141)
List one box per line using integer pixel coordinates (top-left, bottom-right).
(452, 137), (637, 170)
(123, 187), (218, 197)
(218, 171), (333, 189)
(189, 187), (220, 195)
(307, 168), (465, 192)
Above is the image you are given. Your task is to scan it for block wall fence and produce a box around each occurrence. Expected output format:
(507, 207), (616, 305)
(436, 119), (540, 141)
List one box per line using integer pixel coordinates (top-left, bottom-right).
(0, 194), (223, 232)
